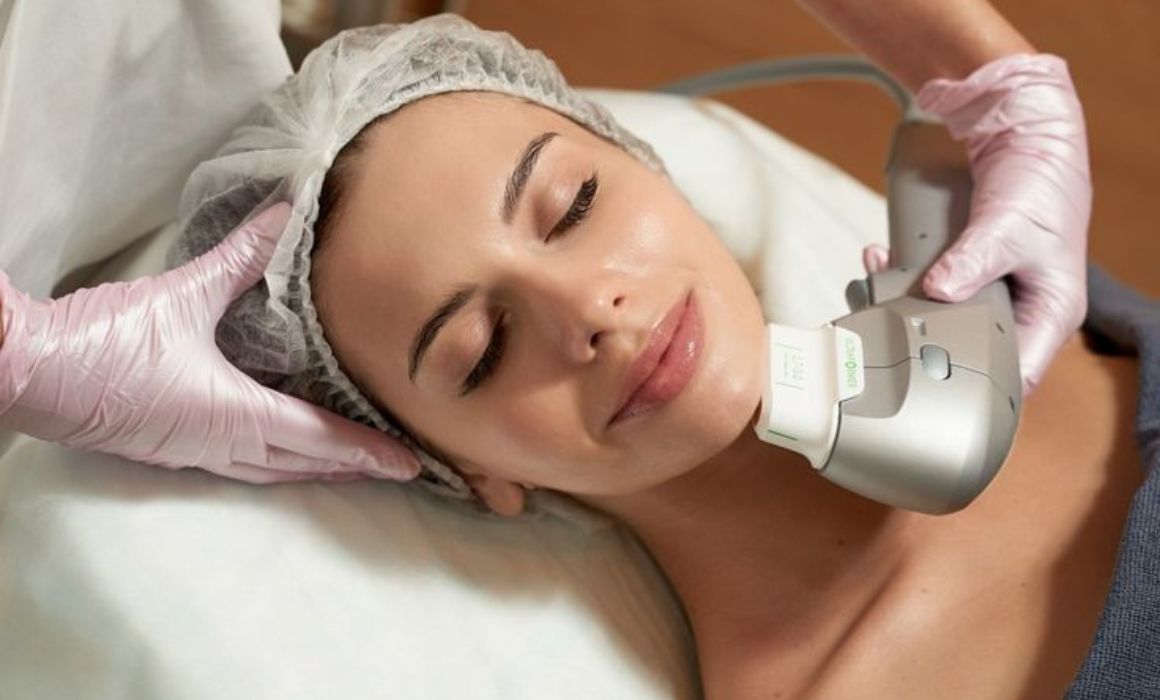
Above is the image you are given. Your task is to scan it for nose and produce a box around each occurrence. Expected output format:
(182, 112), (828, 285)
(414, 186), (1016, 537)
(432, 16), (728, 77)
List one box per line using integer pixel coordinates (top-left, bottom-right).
(518, 265), (629, 363)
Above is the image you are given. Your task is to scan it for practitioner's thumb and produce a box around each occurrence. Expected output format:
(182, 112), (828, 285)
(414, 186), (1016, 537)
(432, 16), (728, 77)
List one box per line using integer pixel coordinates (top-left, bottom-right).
(203, 202), (294, 304)
(923, 227), (1015, 303)
(862, 244), (890, 275)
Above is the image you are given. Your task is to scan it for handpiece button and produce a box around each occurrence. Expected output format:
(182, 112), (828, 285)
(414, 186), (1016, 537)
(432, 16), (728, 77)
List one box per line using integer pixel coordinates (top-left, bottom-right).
(920, 344), (951, 380)
(845, 278), (871, 311)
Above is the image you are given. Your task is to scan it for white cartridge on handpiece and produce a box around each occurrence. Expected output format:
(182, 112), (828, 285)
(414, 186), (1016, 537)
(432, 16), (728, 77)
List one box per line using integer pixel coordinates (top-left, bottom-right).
(754, 323), (866, 469)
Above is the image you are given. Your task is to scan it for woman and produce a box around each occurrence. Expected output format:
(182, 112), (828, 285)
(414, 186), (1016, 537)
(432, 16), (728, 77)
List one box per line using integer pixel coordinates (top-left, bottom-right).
(1, 7), (1138, 699)
(287, 81), (1138, 698)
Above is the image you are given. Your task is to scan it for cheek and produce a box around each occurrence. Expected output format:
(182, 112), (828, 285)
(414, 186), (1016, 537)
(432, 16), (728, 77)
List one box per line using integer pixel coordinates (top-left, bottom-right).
(396, 367), (595, 488)
(475, 385), (595, 479)
(612, 177), (714, 271)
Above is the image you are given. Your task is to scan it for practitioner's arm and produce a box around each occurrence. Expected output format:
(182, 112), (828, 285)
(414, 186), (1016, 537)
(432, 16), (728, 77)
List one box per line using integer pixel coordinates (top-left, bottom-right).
(792, 0), (1036, 91)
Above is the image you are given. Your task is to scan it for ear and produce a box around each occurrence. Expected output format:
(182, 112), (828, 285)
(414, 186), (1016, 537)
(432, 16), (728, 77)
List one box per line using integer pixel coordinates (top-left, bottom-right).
(464, 472), (527, 517)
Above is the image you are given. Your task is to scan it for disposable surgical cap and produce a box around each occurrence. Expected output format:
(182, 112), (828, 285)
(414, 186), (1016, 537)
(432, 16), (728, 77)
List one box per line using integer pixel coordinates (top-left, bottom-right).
(168, 13), (667, 517)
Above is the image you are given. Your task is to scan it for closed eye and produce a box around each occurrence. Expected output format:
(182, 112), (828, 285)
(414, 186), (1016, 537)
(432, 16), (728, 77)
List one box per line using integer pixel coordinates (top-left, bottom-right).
(547, 172), (598, 241)
(461, 314), (507, 396)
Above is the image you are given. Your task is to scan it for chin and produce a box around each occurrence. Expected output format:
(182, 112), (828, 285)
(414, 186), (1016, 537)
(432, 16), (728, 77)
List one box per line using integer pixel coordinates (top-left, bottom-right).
(610, 326), (763, 496)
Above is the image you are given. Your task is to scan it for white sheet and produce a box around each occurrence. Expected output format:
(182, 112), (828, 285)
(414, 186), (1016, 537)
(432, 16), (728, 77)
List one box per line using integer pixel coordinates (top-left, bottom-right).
(0, 86), (888, 699)
(0, 0), (287, 298)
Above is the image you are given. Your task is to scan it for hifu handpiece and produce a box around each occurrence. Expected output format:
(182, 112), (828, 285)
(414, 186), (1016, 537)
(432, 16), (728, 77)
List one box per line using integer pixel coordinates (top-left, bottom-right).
(657, 54), (1023, 515)
(754, 118), (1023, 515)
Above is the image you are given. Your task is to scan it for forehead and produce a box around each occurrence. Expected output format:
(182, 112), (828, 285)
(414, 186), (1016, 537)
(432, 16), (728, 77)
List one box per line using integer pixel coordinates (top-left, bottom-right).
(360, 91), (576, 182)
(330, 92), (554, 289)
(354, 92), (536, 225)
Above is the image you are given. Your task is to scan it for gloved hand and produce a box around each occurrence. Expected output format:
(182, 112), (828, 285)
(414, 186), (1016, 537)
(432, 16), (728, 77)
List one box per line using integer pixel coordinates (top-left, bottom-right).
(868, 52), (1092, 397)
(0, 203), (421, 484)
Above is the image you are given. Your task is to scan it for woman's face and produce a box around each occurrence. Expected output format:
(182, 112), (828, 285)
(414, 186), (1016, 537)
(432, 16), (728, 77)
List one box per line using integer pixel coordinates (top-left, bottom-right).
(312, 92), (765, 512)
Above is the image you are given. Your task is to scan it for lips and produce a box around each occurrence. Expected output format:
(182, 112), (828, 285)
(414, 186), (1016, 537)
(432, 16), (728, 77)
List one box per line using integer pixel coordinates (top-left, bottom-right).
(609, 291), (702, 426)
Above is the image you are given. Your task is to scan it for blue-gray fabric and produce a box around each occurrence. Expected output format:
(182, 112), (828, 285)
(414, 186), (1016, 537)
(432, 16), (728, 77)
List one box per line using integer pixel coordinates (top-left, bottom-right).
(1066, 263), (1160, 698)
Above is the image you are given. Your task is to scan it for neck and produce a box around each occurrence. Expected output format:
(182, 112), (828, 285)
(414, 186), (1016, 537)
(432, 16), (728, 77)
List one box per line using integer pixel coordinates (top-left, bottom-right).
(581, 425), (922, 682)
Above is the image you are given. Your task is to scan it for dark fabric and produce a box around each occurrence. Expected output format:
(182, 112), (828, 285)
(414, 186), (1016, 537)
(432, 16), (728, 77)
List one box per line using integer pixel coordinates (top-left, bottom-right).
(1066, 263), (1160, 699)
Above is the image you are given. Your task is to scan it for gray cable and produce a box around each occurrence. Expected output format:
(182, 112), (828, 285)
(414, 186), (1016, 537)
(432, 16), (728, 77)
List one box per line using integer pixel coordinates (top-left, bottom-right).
(656, 54), (936, 121)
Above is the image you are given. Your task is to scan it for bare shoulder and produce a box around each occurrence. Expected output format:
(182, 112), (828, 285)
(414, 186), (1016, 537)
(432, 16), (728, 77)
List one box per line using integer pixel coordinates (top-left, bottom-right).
(800, 332), (1143, 699)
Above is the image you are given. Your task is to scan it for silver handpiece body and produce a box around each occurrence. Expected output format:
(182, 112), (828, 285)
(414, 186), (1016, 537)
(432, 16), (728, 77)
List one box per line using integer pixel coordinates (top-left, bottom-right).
(822, 121), (1023, 513)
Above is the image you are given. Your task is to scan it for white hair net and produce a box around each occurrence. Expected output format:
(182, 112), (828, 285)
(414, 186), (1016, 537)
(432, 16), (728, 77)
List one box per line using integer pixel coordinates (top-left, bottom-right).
(167, 13), (667, 523)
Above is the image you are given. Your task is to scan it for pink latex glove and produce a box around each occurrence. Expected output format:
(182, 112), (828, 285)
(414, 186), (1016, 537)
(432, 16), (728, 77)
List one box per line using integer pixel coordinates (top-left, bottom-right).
(868, 53), (1092, 397)
(0, 203), (421, 484)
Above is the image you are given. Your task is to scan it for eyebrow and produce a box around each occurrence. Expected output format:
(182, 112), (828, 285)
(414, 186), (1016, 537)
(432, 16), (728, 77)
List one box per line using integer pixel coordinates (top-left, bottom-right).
(408, 131), (559, 383)
(502, 131), (558, 224)
(409, 284), (478, 382)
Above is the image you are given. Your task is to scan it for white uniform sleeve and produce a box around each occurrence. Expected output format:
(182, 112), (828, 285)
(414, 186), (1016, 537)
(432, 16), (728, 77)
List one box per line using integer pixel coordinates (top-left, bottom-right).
(0, 0), (290, 297)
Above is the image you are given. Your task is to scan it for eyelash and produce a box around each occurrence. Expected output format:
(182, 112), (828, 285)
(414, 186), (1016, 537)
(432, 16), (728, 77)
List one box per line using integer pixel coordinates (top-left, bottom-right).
(461, 312), (507, 395)
(547, 172), (598, 241)
(460, 172), (600, 395)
